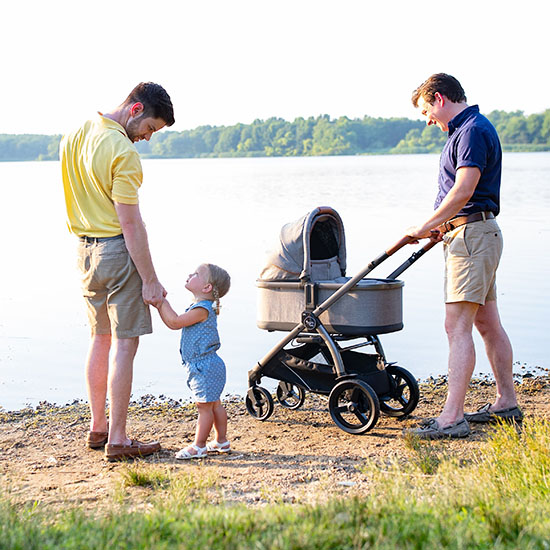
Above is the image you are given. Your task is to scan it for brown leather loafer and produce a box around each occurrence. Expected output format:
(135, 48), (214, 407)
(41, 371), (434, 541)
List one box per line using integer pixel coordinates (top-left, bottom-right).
(87, 431), (108, 449)
(105, 439), (161, 461)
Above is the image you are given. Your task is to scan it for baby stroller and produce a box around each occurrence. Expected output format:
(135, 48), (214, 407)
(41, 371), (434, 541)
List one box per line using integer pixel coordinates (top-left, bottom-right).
(246, 206), (437, 434)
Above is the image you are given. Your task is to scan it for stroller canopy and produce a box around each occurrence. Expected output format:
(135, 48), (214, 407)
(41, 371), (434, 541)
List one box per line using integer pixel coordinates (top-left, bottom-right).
(259, 206), (347, 282)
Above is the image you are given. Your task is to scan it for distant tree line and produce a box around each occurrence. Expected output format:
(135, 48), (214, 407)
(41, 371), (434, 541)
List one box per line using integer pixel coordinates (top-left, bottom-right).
(0, 134), (61, 161)
(134, 115), (424, 158)
(1, 109), (549, 162)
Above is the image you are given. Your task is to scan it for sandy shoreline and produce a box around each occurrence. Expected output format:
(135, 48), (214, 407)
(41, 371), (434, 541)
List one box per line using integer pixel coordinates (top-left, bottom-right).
(1, 373), (549, 510)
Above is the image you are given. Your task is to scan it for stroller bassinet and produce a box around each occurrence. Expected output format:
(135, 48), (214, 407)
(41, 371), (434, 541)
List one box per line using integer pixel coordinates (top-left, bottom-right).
(257, 208), (404, 335)
(247, 206), (434, 434)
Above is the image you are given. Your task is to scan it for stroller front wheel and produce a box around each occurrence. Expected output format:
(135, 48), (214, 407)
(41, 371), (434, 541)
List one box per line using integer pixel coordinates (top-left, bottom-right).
(245, 386), (274, 421)
(329, 379), (380, 434)
(379, 365), (419, 418)
(276, 381), (306, 410)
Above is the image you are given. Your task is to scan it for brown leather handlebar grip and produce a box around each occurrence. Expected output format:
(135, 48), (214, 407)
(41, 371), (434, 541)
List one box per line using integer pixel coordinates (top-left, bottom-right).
(385, 235), (416, 256)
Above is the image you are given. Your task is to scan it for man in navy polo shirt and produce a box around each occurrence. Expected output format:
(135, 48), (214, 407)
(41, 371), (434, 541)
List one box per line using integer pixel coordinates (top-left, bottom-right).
(404, 73), (522, 439)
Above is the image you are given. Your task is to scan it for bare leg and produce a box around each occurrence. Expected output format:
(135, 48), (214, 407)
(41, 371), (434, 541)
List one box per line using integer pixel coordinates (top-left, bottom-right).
(194, 402), (215, 448)
(437, 301), (479, 427)
(474, 300), (517, 410)
(179, 401), (227, 456)
(86, 334), (111, 433)
(107, 337), (139, 445)
(212, 400), (228, 444)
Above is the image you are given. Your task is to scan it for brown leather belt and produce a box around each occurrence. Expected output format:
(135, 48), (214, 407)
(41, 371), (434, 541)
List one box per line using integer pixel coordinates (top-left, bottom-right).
(439, 211), (495, 234)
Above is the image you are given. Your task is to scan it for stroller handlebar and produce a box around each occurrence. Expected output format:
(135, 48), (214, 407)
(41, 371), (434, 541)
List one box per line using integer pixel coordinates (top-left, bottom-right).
(386, 235), (441, 280)
(386, 230), (442, 256)
(385, 235), (416, 256)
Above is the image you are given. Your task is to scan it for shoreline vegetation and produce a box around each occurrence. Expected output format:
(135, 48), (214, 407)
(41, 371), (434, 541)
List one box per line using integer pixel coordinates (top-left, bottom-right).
(1, 371), (549, 548)
(1, 109), (549, 162)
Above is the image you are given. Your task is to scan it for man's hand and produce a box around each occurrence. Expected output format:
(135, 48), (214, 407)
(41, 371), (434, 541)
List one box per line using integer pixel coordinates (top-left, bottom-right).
(142, 280), (167, 308)
(406, 225), (432, 243)
(406, 226), (443, 245)
(429, 229), (444, 243)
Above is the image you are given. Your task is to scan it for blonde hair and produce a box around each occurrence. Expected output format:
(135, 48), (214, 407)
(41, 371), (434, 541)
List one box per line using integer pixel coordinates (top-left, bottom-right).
(202, 263), (231, 315)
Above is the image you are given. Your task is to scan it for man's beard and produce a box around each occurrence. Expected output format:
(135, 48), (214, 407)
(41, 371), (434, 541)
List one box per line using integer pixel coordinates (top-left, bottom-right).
(125, 118), (141, 142)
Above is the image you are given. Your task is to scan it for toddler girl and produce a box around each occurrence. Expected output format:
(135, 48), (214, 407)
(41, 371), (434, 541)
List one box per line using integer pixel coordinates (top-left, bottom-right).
(157, 263), (231, 459)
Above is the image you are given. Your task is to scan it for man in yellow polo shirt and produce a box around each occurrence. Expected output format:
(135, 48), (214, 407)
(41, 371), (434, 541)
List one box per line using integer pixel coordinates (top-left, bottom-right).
(60, 82), (175, 460)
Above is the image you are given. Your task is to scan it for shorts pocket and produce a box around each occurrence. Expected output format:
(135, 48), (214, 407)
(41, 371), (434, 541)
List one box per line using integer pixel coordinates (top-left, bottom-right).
(464, 223), (502, 258)
(77, 245), (91, 275)
(444, 226), (470, 257)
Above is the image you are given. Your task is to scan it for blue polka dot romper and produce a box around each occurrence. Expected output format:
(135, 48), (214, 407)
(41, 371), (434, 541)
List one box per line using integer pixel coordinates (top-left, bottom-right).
(180, 300), (226, 403)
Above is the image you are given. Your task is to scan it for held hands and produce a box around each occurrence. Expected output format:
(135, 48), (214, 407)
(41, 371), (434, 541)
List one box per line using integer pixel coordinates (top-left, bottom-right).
(142, 280), (167, 308)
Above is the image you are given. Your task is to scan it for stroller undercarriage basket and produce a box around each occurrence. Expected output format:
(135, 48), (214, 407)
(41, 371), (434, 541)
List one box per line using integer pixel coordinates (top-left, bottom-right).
(247, 206), (436, 435)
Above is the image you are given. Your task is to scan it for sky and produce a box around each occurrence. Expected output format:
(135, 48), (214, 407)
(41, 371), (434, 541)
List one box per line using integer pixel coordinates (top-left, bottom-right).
(2, 0), (548, 135)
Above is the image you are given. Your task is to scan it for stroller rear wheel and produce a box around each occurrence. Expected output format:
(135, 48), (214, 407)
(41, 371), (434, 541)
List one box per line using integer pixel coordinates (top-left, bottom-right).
(276, 381), (306, 410)
(245, 386), (274, 421)
(329, 379), (380, 434)
(379, 365), (419, 417)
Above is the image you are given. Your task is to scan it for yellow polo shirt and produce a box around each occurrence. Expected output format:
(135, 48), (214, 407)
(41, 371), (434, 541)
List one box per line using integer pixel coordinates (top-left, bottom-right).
(60, 114), (143, 237)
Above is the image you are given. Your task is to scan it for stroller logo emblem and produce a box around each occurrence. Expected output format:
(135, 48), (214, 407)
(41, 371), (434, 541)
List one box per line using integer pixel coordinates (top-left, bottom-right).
(301, 312), (318, 331)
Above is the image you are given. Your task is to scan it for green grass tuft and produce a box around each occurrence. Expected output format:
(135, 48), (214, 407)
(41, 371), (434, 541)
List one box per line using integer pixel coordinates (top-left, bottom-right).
(402, 431), (446, 474)
(120, 464), (172, 489)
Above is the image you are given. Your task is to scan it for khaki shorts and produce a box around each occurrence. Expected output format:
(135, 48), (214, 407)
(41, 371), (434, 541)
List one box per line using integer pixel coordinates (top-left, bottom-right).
(443, 218), (503, 305)
(77, 236), (152, 338)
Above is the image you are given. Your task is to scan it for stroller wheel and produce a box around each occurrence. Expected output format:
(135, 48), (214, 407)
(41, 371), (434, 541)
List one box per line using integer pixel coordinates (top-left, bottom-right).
(276, 382), (306, 410)
(380, 365), (419, 418)
(245, 386), (274, 421)
(329, 379), (380, 434)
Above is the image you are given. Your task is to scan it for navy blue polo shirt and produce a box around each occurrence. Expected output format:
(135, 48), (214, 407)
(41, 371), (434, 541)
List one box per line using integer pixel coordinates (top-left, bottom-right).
(435, 105), (502, 216)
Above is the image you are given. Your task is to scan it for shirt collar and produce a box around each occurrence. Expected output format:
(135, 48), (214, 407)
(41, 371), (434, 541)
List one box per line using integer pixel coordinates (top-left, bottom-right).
(448, 105), (480, 135)
(97, 112), (130, 139)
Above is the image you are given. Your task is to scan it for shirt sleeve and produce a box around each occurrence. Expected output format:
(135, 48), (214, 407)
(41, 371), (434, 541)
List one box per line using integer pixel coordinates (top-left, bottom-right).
(456, 126), (489, 173)
(111, 148), (143, 205)
(189, 301), (211, 313)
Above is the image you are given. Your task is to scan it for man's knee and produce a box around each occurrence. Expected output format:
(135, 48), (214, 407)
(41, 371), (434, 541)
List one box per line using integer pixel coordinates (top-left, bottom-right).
(113, 337), (140, 358)
(474, 316), (491, 337)
(474, 300), (502, 337)
(90, 333), (111, 349)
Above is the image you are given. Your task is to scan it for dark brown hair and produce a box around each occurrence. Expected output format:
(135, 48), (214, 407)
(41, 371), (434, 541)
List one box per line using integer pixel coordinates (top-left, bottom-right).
(412, 73), (467, 107)
(124, 82), (175, 126)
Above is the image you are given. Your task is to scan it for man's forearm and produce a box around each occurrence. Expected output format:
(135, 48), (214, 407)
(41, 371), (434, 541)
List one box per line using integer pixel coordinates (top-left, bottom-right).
(114, 201), (165, 306)
(120, 218), (158, 284)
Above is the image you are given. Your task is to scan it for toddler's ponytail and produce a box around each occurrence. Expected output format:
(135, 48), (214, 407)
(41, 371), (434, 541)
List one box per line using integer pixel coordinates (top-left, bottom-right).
(212, 287), (221, 315)
(203, 263), (231, 316)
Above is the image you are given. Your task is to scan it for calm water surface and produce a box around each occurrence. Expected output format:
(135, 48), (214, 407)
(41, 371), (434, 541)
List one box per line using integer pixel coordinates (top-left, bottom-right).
(1, 153), (548, 410)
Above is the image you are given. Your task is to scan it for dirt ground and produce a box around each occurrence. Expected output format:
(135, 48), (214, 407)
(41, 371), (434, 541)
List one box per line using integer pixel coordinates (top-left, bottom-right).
(1, 372), (549, 510)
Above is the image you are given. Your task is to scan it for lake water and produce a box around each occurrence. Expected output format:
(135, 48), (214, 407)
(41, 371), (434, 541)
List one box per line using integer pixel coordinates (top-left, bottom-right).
(1, 153), (549, 410)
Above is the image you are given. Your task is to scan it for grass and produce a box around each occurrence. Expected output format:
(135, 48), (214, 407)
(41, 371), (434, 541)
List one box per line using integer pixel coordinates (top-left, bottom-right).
(401, 431), (448, 474)
(120, 464), (173, 489)
(1, 419), (550, 549)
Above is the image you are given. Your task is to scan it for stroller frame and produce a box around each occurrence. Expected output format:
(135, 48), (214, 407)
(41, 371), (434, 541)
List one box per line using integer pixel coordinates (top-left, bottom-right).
(247, 207), (437, 434)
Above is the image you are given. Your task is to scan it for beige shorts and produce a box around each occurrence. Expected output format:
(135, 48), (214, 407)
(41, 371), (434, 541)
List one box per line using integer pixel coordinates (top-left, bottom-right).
(443, 218), (503, 305)
(77, 236), (152, 338)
